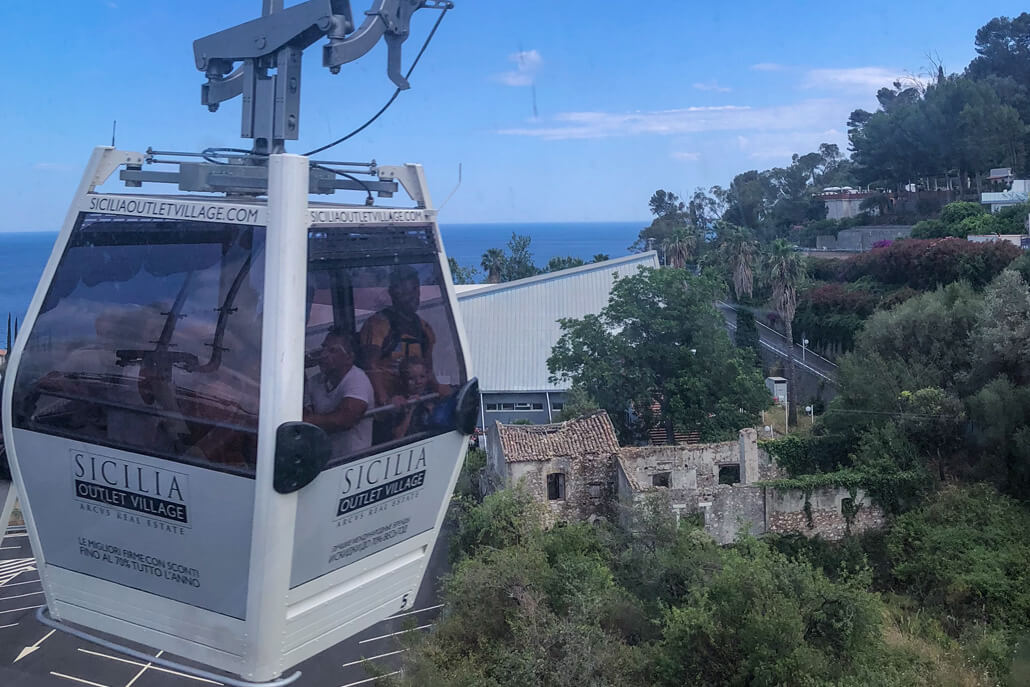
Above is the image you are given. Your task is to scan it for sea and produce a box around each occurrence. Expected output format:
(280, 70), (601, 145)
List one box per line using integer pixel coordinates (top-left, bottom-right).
(0, 221), (645, 326)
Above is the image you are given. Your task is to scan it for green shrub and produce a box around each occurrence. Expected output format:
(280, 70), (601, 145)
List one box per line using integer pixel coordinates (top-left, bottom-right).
(886, 484), (1030, 634)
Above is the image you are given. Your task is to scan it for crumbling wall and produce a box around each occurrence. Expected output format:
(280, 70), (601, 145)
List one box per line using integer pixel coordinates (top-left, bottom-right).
(507, 453), (615, 526)
(619, 439), (739, 503)
(704, 485), (766, 544)
(767, 487), (885, 540)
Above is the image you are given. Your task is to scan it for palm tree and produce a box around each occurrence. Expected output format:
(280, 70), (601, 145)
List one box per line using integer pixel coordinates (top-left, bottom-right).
(721, 227), (758, 301)
(767, 239), (805, 426)
(481, 248), (505, 284)
(662, 231), (697, 269)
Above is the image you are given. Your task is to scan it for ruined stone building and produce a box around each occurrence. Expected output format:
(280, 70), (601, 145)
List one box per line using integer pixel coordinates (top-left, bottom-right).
(486, 412), (620, 526)
(487, 412), (885, 543)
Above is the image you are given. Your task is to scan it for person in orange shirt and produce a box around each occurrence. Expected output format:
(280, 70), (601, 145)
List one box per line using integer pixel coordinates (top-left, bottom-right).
(359, 265), (438, 407)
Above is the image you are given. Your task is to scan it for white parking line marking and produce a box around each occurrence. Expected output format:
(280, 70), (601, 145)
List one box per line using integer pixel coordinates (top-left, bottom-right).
(1, 590), (44, 600)
(0, 558), (37, 587)
(0, 557), (34, 571)
(1, 578), (40, 588)
(0, 546), (22, 550)
(1, 532), (29, 539)
(358, 624), (433, 644)
(0, 603), (44, 615)
(392, 603), (442, 619)
(0, 622), (18, 629)
(77, 649), (224, 685)
(124, 650), (164, 687)
(339, 670), (402, 687)
(51, 673), (110, 687)
(341, 648), (408, 667)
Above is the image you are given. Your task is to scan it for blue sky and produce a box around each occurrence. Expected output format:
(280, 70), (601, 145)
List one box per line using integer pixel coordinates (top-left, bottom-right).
(1, 1), (1026, 231)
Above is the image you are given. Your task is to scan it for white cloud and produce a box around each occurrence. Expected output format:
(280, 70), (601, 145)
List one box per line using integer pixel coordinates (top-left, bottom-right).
(498, 99), (846, 141)
(750, 62), (786, 72)
(493, 50), (543, 87)
(692, 80), (731, 93)
(736, 128), (847, 160)
(803, 67), (905, 91)
(671, 151), (701, 161)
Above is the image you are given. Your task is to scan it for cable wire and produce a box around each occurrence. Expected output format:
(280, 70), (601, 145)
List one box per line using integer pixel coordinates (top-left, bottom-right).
(311, 162), (375, 205)
(303, 6), (451, 157)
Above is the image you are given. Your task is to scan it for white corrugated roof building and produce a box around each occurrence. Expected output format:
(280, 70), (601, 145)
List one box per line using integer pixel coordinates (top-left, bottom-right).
(456, 252), (659, 394)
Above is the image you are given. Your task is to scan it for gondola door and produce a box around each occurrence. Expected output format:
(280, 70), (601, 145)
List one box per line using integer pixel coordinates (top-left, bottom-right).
(274, 211), (475, 663)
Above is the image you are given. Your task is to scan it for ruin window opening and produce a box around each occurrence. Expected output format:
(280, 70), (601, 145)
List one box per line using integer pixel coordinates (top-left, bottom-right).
(588, 482), (603, 499)
(547, 472), (566, 500)
(652, 472), (671, 488)
(718, 465), (740, 485)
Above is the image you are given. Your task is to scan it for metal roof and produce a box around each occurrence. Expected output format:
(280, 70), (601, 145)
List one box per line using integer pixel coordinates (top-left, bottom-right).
(457, 252), (659, 392)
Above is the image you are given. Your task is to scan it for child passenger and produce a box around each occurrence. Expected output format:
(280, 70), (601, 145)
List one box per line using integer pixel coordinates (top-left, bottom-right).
(391, 357), (455, 439)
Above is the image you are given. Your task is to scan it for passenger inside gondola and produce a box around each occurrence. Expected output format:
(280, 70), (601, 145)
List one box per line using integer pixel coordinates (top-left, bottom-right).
(303, 328), (375, 458)
(391, 357), (456, 440)
(359, 265), (441, 407)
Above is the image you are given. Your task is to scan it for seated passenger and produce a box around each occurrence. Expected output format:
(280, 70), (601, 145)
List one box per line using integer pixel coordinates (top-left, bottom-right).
(359, 265), (439, 406)
(303, 328), (374, 458)
(392, 357), (455, 439)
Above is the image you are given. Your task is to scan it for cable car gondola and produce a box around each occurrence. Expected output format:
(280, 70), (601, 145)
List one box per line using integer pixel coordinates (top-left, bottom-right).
(1, 1), (475, 684)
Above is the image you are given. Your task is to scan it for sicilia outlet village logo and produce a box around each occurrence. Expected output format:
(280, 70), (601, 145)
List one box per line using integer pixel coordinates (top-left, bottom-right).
(72, 450), (190, 525)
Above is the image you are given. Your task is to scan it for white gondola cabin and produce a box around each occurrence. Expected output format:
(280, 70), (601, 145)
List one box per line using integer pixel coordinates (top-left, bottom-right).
(1, 146), (478, 682)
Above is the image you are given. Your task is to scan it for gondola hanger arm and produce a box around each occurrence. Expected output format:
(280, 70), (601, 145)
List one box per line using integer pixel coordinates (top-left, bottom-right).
(193, 0), (452, 153)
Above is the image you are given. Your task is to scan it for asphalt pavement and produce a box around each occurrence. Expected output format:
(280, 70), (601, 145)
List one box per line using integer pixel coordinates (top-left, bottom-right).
(0, 518), (451, 687)
(716, 301), (839, 386)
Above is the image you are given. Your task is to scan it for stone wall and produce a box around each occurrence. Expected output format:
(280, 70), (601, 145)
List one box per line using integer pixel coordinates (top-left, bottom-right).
(817, 225), (913, 251)
(767, 487), (885, 540)
(704, 485), (766, 544)
(508, 452), (616, 526)
(619, 439), (739, 503)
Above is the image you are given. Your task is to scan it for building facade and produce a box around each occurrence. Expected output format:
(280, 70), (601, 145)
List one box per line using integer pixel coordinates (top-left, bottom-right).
(456, 252), (660, 431)
(488, 412), (885, 544)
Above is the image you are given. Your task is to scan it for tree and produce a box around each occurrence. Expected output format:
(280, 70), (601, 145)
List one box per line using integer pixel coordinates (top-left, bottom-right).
(686, 187), (723, 236)
(721, 170), (775, 234)
(655, 539), (882, 686)
(648, 189), (686, 218)
(967, 13), (1030, 90)
(632, 189), (691, 260)
(972, 269), (1030, 385)
(447, 257), (478, 285)
(717, 225), (759, 301)
(481, 247), (505, 284)
(887, 484), (1030, 633)
(480, 234), (541, 283)
(591, 253), (611, 263)
(660, 231), (695, 269)
(558, 385), (601, 421)
(767, 239), (805, 425)
(545, 255), (586, 272)
(548, 268), (768, 443)
(502, 233), (539, 281)
(733, 309), (760, 364)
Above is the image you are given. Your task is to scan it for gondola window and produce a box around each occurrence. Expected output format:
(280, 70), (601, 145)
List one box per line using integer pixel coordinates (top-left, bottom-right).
(304, 231), (466, 466)
(12, 214), (266, 475)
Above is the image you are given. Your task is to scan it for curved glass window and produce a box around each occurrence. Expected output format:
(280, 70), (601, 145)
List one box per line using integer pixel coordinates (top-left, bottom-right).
(304, 225), (467, 466)
(12, 213), (265, 476)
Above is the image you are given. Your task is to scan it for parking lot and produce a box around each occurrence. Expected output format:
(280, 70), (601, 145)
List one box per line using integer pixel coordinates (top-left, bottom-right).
(0, 521), (446, 687)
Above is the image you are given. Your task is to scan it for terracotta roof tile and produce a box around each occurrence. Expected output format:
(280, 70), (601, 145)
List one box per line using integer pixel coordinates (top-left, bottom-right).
(496, 411), (621, 463)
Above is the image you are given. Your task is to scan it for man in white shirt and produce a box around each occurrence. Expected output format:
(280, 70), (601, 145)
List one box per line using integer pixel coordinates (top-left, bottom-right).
(303, 329), (374, 459)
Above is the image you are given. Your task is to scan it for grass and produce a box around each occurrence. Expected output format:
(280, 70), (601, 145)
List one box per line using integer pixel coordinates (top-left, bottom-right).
(760, 404), (815, 437)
